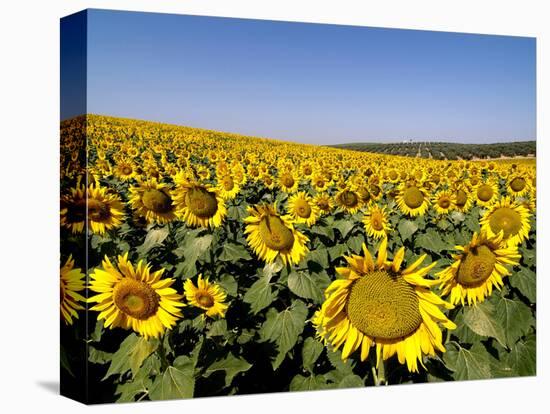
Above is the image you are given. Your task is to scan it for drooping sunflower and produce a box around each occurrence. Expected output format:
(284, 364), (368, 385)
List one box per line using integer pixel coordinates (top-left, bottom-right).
(60, 255), (86, 325)
(129, 178), (177, 224)
(480, 196), (531, 246)
(172, 180), (227, 228)
(244, 203), (309, 266)
(436, 231), (520, 305)
(395, 184), (430, 217)
(335, 188), (362, 214)
(184, 274), (228, 318)
(314, 192), (333, 216)
(474, 180), (500, 208)
(506, 174), (530, 198)
(88, 253), (185, 339)
(287, 192), (319, 227)
(432, 190), (456, 215)
(314, 239), (456, 373)
(454, 185), (473, 213)
(60, 183), (125, 235)
(363, 204), (391, 239)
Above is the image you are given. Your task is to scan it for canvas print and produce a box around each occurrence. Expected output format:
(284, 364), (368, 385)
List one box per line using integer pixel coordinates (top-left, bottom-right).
(60, 9), (536, 404)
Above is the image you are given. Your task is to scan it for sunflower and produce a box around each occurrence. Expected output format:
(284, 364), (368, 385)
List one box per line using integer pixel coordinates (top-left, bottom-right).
(60, 255), (86, 325)
(454, 186), (473, 213)
(278, 170), (299, 193)
(216, 173), (240, 200)
(363, 205), (391, 239)
(314, 192), (333, 216)
(88, 253), (185, 339)
(311, 173), (331, 192)
(474, 180), (499, 208)
(172, 180), (227, 228)
(113, 158), (138, 181)
(287, 192), (319, 227)
(261, 173), (276, 190)
(395, 184), (430, 217)
(314, 239), (456, 373)
(129, 178), (177, 224)
(432, 190), (456, 215)
(480, 196), (531, 246)
(335, 188), (362, 214)
(436, 231), (520, 305)
(61, 183), (125, 235)
(244, 203), (309, 266)
(507, 174), (530, 198)
(184, 274), (228, 318)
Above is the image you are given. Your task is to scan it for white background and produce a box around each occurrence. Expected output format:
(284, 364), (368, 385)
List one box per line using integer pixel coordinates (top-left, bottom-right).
(0, 0), (547, 412)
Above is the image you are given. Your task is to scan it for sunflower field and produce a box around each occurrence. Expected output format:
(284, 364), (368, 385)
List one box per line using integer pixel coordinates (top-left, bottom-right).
(60, 114), (536, 404)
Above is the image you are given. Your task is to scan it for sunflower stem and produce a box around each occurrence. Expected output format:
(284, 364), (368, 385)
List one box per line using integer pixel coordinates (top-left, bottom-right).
(158, 333), (169, 372)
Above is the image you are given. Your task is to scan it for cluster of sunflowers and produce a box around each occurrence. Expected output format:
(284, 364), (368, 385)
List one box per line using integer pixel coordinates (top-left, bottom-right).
(60, 115), (536, 398)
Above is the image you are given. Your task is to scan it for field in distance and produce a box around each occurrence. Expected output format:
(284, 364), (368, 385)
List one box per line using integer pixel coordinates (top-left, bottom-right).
(331, 140), (536, 160)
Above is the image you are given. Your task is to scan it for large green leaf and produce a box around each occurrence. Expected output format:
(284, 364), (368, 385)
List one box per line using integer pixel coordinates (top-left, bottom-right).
(462, 301), (506, 347)
(333, 220), (355, 239)
(136, 227), (169, 256)
(259, 300), (309, 369)
(218, 242), (253, 262)
(414, 228), (452, 253)
(203, 354), (252, 387)
(243, 273), (277, 314)
(398, 219), (418, 241)
(149, 339), (203, 400)
(509, 267), (536, 303)
(336, 374), (364, 389)
(289, 374), (328, 391)
(287, 271), (324, 303)
(173, 233), (214, 277)
(506, 334), (536, 376)
(103, 334), (140, 380)
(443, 342), (493, 381)
(302, 337), (324, 373)
(494, 296), (534, 348)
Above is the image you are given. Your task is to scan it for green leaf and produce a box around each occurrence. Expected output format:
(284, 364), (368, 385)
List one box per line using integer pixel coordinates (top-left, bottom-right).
(307, 247), (329, 268)
(302, 337), (324, 373)
(149, 338), (203, 401)
(287, 271), (324, 303)
(506, 334), (536, 376)
(450, 211), (465, 224)
(206, 319), (228, 338)
(334, 220), (354, 238)
(88, 346), (113, 365)
(289, 374), (328, 391)
(243, 274), (276, 314)
(149, 365), (194, 400)
(509, 267), (536, 303)
(103, 333), (140, 380)
(495, 296), (534, 348)
(259, 300), (309, 369)
(444, 342), (493, 380)
(398, 219), (418, 241)
(203, 354), (252, 387)
(218, 274), (238, 297)
(218, 242), (253, 261)
(61, 346), (74, 377)
(129, 338), (159, 378)
(326, 348), (354, 375)
(337, 374), (364, 389)
(136, 227), (169, 256)
(414, 228), (451, 253)
(173, 233), (213, 277)
(462, 301), (507, 347)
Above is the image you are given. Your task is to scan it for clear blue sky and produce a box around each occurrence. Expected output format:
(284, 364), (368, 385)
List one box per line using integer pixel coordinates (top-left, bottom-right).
(65, 9), (536, 144)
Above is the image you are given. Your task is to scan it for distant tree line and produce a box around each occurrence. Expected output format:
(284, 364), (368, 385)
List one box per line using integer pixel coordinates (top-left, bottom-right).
(331, 141), (536, 160)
